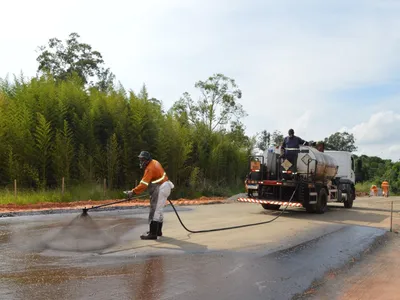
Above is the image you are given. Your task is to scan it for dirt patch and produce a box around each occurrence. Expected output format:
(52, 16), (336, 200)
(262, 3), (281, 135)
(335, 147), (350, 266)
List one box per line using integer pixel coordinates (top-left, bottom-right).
(0, 196), (227, 214)
(337, 233), (400, 300)
(298, 232), (400, 300)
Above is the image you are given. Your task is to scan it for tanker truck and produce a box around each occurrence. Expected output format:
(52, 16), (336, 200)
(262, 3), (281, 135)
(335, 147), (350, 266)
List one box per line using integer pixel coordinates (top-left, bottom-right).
(241, 145), (356, 214)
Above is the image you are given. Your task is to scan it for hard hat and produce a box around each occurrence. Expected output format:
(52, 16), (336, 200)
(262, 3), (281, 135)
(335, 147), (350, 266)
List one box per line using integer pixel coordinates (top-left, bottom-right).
(138, 151), (152, 160)
(138, 151), (152, 169)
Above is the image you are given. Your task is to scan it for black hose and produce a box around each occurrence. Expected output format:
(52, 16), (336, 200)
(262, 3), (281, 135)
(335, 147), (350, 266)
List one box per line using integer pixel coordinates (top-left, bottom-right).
(83, 185), (299, 234)
(167, 184), (299, 233)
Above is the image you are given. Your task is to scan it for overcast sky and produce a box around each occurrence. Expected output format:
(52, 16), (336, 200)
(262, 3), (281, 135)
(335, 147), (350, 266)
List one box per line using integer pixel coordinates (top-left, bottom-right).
(2, 0), (400, 161)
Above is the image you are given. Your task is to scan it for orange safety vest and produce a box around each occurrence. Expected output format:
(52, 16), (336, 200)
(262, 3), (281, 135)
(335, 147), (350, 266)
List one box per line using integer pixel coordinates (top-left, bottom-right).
(133, 159), (168, 194)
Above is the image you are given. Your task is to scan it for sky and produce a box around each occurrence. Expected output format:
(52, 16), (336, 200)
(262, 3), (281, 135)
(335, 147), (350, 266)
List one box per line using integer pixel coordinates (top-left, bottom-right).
(1, 0), (400, 161)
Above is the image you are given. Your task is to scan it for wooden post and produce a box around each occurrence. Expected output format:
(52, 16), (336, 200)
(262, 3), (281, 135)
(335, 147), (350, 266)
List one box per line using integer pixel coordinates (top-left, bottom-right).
(390, 201), (394, 232)
(14, 179), (17, 198)
(61, 177), (65, 196)
(103, 178), (106, 198)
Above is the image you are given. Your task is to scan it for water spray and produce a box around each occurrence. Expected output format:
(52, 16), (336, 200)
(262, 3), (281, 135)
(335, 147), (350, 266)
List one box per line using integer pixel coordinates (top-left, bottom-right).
(39, 186), (298, 252)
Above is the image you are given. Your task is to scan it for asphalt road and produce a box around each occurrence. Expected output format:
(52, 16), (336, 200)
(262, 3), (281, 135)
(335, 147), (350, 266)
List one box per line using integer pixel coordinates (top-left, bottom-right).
(0, 196), (398, 300)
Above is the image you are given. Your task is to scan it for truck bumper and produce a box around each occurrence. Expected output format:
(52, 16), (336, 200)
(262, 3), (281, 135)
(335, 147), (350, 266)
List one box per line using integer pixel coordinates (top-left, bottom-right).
(237, 198), (303, 207)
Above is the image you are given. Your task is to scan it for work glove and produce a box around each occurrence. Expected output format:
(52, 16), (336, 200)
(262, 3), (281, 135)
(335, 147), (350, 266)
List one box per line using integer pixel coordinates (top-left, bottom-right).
(124, 190), (134, 199)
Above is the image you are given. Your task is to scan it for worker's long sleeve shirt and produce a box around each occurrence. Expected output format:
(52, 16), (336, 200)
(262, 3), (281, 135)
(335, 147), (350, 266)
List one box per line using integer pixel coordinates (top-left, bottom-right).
(132, 159), (168, 194)
(282, 136), (307, 149)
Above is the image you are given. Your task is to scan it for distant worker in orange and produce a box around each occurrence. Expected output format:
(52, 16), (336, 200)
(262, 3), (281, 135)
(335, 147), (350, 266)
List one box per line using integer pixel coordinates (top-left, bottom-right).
(370, 185), (378, 197)
(381, 180), (389, 197)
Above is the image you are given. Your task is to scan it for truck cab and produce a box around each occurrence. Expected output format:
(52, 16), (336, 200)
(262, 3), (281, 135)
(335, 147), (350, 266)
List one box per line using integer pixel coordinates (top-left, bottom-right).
(324, 150), (356, 184)
(324, 151), (356, 184)
(324, 150), (356, 204)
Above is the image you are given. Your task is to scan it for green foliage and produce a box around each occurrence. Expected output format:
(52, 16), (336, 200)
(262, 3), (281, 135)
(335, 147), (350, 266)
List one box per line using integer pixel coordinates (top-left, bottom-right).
(357, 158), (400, 195)
(189, 167), (201, 189)
(0, 72), (251, 201)
(271, 130), (284, 146)
(53, 120), (74, 184)
(36, 32), (115, 92)
(106, 133), (120, 189)
(173, 73), (246, 131)
(34, 112), (53, 188)
(324, 132), (358, 152)
(257, 130), (271, 151)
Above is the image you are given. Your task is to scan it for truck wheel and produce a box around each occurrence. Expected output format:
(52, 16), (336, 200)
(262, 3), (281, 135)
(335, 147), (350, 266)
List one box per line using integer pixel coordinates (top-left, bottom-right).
(344, 190), (354, 208)
(315, 188), (328, 214)
(261, 204), (281, 210)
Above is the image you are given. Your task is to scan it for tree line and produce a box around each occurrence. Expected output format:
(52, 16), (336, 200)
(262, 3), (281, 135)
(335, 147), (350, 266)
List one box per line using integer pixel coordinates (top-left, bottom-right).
(0, 33), (254, 199)
(0, 73), (256, 197)
(0, 32), (398, 198)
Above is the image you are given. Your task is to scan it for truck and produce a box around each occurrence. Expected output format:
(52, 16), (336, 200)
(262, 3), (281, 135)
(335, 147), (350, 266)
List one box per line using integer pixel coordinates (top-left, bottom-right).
(241, 144), (356, 214)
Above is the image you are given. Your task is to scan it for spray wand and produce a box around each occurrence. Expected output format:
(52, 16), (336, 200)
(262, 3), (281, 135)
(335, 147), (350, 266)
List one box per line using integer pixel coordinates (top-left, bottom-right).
(81, 192), (149, 216)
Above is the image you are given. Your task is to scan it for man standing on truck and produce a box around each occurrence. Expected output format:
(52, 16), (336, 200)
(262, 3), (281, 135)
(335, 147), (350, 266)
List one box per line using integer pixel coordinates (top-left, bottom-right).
(281, 129), (309, 172)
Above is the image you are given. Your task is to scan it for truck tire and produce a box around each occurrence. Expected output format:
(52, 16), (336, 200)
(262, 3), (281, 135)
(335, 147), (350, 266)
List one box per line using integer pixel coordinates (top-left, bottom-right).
(344, 189), (354, 208)
(315, 188), (328, 214)
(261, 204), (281, 210)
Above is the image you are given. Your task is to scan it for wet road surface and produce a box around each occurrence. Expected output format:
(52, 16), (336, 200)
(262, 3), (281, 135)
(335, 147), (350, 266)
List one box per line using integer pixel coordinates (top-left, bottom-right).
(0, 198), (397, 300)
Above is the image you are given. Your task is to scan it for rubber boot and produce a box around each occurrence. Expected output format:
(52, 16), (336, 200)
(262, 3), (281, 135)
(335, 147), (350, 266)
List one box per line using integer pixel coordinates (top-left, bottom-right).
(157, 222), (163, 237)
(140, 221), (159, 240)
(144, 222), (163, 237)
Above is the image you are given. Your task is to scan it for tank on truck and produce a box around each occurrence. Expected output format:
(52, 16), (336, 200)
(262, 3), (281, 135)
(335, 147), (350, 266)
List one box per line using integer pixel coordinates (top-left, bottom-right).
(306, 155), (314, 181)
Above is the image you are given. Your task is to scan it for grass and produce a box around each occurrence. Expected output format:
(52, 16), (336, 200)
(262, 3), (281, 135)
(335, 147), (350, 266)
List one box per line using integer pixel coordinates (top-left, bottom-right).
(0, 184), (125, 206)
(0, 183), (246, 206)
(355, 181), (374, 193)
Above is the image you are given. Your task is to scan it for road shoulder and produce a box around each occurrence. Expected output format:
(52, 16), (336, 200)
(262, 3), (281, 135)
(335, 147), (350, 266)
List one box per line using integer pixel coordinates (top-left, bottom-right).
(296, 231), (400, 300)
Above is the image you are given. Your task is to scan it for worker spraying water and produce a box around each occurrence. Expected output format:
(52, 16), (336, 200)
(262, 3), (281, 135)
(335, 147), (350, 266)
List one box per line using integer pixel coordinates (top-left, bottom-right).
(126, 151), (175, 240)
(35, 150), (173, 252)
